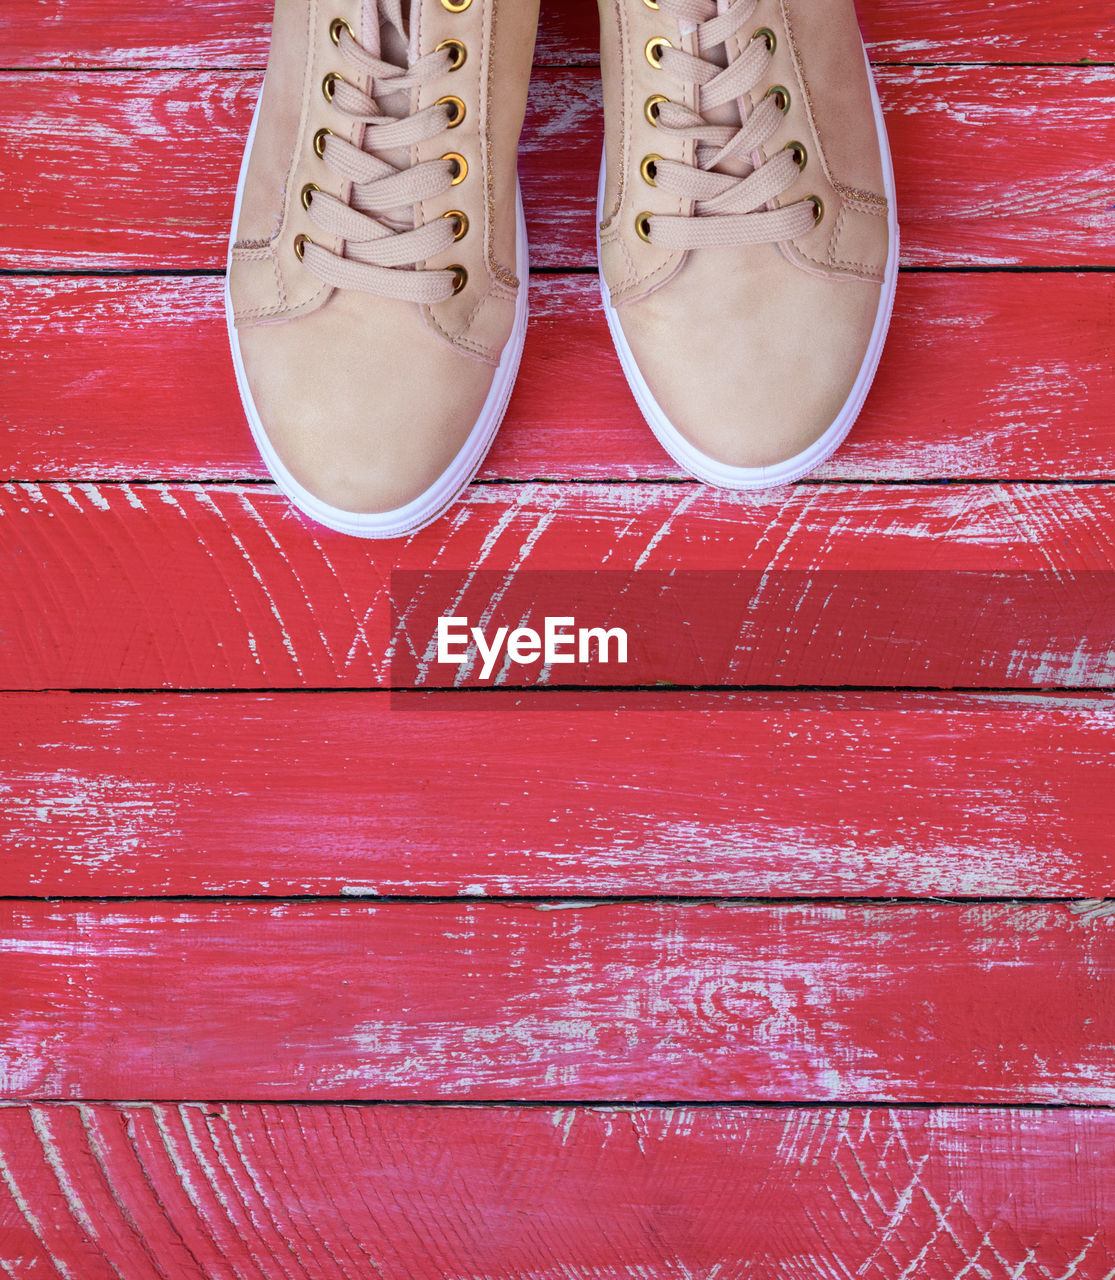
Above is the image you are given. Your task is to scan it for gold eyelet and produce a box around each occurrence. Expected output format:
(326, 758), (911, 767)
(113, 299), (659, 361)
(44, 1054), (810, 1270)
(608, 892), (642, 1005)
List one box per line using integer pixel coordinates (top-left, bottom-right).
(293, 233), (312, 262)
(635, 212), (653, 243)
(443, 210), (469, 242)
(322, 72), (345, 102)
(765, 84), (791, 114)
(441, 0), (472, 9)
(752, 27), (777, 53)
(644, 94), (670, 126)
(329, 17), (354, 47)
(436, 38), (467, 70)
(642, 0), (659, 7)
(443, 152), (468, 185)
(313, 127), (334, 158)
(785, 140), (807, 170)
(300, 182), (320, 210)
(450, 264), (468, 294)
(640, 154), (662, 187)
(806, 195), (824, 223)
(436, 95), (466, 128)
(645, 37), (672, 69)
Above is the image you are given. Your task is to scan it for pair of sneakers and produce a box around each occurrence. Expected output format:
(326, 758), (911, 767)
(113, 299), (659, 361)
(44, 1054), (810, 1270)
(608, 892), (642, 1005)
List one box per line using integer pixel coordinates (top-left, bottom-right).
(227, 0), (899, 539)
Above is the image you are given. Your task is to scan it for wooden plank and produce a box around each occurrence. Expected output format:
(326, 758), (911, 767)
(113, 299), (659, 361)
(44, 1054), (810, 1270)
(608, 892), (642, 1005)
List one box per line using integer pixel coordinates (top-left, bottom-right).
(1, 901), (1113, 1100)
(1, 1104), (1113, 1280)
(541, 0), (1115, 67)
(1, 0), (1111, 68)
(3, 272), (1113, 483)
(1, 483), (1113, 690)
(3, 67), (1114, 271)
(2, 692), (1113, 898)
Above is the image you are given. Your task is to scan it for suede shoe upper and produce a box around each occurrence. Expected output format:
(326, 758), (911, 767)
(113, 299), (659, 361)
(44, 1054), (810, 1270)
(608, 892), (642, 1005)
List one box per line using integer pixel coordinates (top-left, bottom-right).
(598, 0), (895, 476)
(228, 0), (538, 523)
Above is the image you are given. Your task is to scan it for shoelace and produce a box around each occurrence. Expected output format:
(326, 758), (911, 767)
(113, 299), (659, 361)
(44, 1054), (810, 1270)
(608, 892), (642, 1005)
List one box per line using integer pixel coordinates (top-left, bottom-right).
(297, 0), (466, 303)
(640, 0), (820, 249)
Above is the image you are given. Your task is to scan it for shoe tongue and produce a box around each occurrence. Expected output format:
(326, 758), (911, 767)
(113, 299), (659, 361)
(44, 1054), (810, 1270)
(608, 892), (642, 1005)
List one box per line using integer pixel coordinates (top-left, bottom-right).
(360, 0), (410, 59)
(697, 0), (751, 180)
(353, 0), (418, 237)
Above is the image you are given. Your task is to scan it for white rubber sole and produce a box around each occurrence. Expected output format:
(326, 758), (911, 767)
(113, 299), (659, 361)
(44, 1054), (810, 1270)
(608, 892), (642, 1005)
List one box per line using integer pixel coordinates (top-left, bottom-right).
(597, 43), (900, 491)
(225, 84), (530, 540)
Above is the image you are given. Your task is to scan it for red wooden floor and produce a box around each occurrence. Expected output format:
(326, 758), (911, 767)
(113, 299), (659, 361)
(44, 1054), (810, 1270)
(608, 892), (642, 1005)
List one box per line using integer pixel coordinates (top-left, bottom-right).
(1, 1), (1114, 1276)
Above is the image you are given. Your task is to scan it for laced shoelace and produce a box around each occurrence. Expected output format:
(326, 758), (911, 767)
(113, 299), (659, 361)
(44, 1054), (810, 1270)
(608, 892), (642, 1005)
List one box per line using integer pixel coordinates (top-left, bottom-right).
(296, 0), (467, 304)
(639, 0), (821, 249)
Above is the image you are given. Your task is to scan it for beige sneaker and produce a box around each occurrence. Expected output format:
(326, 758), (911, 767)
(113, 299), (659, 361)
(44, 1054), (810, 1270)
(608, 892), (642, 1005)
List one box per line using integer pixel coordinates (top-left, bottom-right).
(227, 0), (538, 537)
(597, 0), (899, 487)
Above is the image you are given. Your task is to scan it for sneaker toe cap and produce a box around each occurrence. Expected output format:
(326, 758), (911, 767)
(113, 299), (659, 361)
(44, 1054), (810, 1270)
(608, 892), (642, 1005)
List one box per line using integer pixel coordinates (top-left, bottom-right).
(235, 296), (498, 518)
(615, 250), (887, 475)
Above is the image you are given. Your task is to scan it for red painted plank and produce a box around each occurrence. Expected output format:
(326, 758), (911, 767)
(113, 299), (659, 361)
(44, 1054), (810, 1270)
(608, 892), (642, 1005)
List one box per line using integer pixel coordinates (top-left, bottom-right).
(552, 0), (1115, 67)
(1, 1104), (1112, 1280)
(3, 68), (1113, 270)
(3, 272), (1113, 482)
(1, 901), (1113, 1100)
(888, 66), (1115, 268)
(2, 692), (1112, 898)
(1, 483), (1113, 690)
(1, 0), (1110, 67)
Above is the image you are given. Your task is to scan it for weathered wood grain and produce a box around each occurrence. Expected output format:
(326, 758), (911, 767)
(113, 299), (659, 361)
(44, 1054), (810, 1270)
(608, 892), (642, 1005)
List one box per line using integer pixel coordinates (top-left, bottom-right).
(3, 67), (1114, 270)
(1, 483), (1113, 689)
(0, 2), (1111, 1261)
(1, 1103), (1113, 1280)
(1, 692), (1112, 898)
(3, 272), (1114, 482)
(1, 0), (1111, 68)
(1, 901), (1113, 1100)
